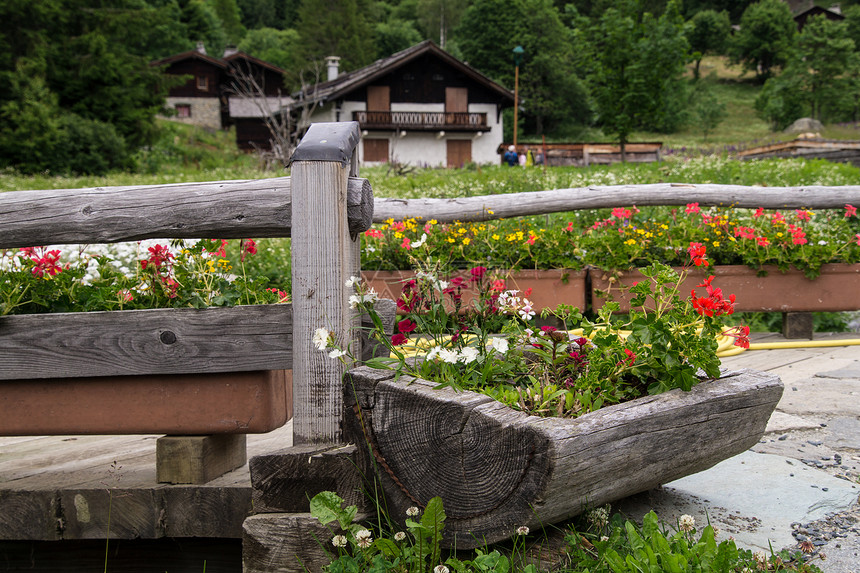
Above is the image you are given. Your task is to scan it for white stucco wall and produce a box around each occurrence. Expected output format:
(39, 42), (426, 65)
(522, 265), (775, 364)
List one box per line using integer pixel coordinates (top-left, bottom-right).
(309, 100), (504, 167)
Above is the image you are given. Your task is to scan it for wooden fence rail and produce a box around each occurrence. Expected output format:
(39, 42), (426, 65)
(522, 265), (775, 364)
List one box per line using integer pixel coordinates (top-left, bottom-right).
(373, 183), (860, 224)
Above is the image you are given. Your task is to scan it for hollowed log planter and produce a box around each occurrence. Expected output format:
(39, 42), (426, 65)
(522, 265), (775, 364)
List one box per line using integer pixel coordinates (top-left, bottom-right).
(591, 263), (860, 313)
(345, 366), (783, 549)
(0, 305), (294, 435)
(362, 269), (587, 314)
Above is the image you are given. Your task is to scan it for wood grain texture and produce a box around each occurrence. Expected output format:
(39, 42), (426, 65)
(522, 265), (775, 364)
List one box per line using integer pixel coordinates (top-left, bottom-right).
(373, 183), (860, 223)
(249, 444), (364, 513)
(344, 367), (783, 549)
(0, 177), (373, 248)
(290, 161), (361, 444)
(243, 513), (341, 573)
(0, 305), (292, 380)
(156, 435), (247, 485)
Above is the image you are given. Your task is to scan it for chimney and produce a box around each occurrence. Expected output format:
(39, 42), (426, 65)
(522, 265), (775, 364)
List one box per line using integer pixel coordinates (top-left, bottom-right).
(196, 41), (206, 55)
(223, 45), (238, 58)
(326, 56), (341, 82)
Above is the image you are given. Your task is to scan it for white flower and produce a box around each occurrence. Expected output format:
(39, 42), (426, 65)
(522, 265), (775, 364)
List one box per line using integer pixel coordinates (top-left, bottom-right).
(753, 551), (767, 566)
(425, 347), (441, 361)
(433, 566), (449, 573)
(600, 535), (609, 542)
(365, 246), (376, 253)
(312, 328), (330, 351)
(411, 233), (428, 248)
(516, 526), (529, 536)
(357, 536), (373, 549)
(406, 506), (420, 517)
(490, 337), (509, 354)
(355, 529), (372, 540)
(438, 280), (448, 291)
(438, 349), (459, 364)
(328, 349), (346, 359)
(345, 276), (360, 288)
(458, 347), (479, 364)
(331, 534), (347, 548)
(348, 294), (362, 309)
(518, 305), (535, 321)
(679, 514), (695, 532)
(394, 531), (406, 542)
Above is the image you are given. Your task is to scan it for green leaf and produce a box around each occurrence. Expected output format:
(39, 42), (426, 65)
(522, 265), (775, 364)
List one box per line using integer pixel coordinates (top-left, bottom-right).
(309, 491), (356, 529)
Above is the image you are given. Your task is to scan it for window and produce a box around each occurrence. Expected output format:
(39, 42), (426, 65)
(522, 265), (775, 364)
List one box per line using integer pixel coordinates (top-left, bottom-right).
(197, 76), (209, 91)
(175, 104), (192, 118)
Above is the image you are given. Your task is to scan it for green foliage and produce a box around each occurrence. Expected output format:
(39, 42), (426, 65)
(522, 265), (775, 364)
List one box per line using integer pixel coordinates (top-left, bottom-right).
(208, 0), (247, 44)
(576, 0), (690, 149)
(296, 0), (377, 72)
(374, 19), (423, 58)
(691, 84), (727, 141)
(238, 27), (303, 75)
(179, 0), (228, 54)
(685, 9), (731, 80)
(729, 0), (796, 81)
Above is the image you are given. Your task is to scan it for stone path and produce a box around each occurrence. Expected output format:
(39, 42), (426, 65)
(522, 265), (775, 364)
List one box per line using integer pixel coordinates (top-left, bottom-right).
(617, 332), (860, 572)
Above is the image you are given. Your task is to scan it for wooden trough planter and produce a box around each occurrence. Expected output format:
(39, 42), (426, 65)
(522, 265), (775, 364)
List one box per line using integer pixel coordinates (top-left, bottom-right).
(590, 263), (860, 313)
(362, 269), (588, 313)
(345, 366), (783, 549)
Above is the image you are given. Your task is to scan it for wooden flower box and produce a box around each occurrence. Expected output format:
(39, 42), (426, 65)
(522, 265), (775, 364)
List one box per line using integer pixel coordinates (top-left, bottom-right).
(362, 269), (588, 313)
(590, 263), (860, 313)
(344, 366), (783, 549)
(0, 305), (294, 436)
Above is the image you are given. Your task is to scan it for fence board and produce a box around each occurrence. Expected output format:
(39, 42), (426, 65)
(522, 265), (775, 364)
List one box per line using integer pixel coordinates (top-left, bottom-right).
(0, 305), (292, 380)
(372, 183), (860, 223)
(0, 177), (373, 248)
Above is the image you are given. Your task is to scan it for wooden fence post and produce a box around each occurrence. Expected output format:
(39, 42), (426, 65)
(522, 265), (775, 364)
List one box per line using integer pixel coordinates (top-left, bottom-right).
(290, 122), (362, 445)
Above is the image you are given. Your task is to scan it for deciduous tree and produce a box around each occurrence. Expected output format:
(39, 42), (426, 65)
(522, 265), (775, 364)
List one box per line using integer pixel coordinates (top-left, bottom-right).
(729, 0), (796, 81)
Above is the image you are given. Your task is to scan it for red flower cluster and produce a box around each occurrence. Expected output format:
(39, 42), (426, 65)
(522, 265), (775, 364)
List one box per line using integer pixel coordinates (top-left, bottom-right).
(470, 266), (487, 281)
(685, 202), (700, 214)
(19, 247), (64, 278)
(611, 207), (633, 220)
(724, 325), (751, 349)
(240, 238), (257, 262)
(687, 242), (709, 267)
(141, 244), (174, 270)
(845, 204), (857, 218)
(691, 276), (736, 317)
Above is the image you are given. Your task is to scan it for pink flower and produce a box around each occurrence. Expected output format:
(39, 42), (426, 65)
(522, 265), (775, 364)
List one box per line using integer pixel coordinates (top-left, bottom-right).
(491, 279), (506, 292)
(391, 333), (408, 346)
(526, 233), (536, 245)
(846, 204), (857, 218)
(118, 289), (133, 302)
(564, 222), (574, 232)
(795, 209), (811, 221)
(756, 236), (769, 247)
(856, 234), (860, 246)
(397, 318), (417, 334)
(611, 207), (632, 220)
(685, 202), (700, 214)
(400, 237), (411, 250)
(365, 229), (383, 238)
(469, 266), (487, 281)
(753, 208), (765, 218)
(687, 242), (709, 267)
(207, 239), (228, 257)
(240, 238), (257, 262)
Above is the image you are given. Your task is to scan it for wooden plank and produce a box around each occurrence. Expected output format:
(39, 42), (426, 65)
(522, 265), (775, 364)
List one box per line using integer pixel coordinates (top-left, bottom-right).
(0, 305), (292, 380)
(290, 122), (363, 444)
(243, 512), (345, 573)
(0, 177), (373, 249)
(373, 183), (860, 223)
(156, 435), (247, 484)
(344, 366), (782, 549)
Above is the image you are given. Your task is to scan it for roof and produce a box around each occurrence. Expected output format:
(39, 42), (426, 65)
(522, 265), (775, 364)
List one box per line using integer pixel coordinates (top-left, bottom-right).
(292, 40), (514, 106)
(224, 51), (287, 76)
(150, 50), (228, 69)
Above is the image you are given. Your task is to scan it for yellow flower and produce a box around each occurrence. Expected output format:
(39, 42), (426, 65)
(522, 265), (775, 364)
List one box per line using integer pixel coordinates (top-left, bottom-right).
(457, 228), (467, 234)
(487, 210), (494, 215)
(713, 241), (721, 247)
(776, 232), (784, 238)
(429, 219), (438, 225)
(394, 232), (403, 239)
(492, 234), (500, 241)
(462, 238), (471, 245)
(447, 237), (456, 243)
(624, 239), (637, 246)
(660, 224), (669, 230)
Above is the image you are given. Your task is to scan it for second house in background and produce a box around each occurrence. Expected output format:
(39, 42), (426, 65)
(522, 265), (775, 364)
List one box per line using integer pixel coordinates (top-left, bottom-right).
(291, 40), (515, 168)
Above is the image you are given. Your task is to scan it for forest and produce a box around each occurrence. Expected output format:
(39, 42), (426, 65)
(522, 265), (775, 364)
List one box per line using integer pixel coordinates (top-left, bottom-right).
(5, 0), (860, 175)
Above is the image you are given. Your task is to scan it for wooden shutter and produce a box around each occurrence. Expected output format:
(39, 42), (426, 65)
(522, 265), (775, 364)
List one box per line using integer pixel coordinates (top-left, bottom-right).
(364, 138), (389, 163)
(367, 86), (390, 111)
(445, 87), (468, 126)
(446, 139), (471, 168)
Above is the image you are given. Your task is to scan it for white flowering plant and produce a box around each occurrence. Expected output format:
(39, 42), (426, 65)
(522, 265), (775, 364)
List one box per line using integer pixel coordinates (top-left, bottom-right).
(310, 491), (537, 573)
(322, 244), (749, 419)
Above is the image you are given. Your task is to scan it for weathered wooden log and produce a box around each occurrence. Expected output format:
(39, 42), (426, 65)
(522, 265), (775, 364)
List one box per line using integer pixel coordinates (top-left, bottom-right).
(0, 176), (373, 248)
(0, 304), (293, 380)
(344, 367), (783, 549)
(373, 183), (860, 223)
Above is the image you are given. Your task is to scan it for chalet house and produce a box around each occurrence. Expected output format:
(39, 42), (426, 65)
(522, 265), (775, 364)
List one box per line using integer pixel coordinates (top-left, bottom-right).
(151, 44), (289, 150)
(291, 40), (515, 167)
(793, 5), (844, 31)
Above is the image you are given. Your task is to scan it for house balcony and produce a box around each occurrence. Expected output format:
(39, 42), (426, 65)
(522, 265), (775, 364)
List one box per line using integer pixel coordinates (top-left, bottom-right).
(352, 110), (490, 132)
